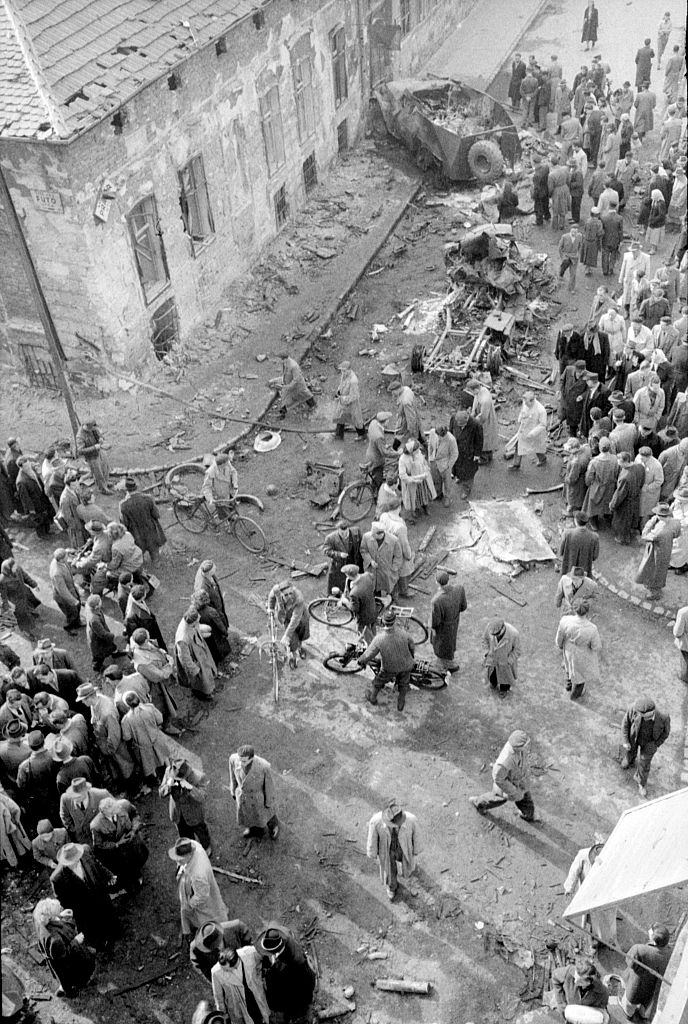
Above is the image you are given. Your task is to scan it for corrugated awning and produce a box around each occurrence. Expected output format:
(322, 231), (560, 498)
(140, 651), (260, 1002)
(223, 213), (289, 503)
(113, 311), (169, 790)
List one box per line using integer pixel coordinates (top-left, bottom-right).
(563, 788), (688, 919)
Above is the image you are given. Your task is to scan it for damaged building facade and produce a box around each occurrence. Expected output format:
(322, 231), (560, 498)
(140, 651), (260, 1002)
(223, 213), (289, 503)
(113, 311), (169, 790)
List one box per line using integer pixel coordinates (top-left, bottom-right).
(0, 0), (477, 375)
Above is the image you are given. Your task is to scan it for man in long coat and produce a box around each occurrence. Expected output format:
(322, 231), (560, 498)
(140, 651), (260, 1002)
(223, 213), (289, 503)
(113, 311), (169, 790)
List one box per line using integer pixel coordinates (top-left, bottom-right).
(193, 560), (227, 626)
(366, 798), (420, 901)
(254, 923), (316, 1019)
(341, 564), (377, 641)
(77, 682), (135, 790)
(211, 945), (270, 1024)
(563, 438), (592, 513)
(228, 744), (278, 840)
(57, 474), (85, 549)
(120, 692), (168, 788)
(0, 557), (41, 631)
(124, 586), (166, 649)
(390, 381), (423, 447)
(361, 523), (402, 597)
(634, 39), (654, 89)
(609, 452), (644, 543)
(366, 411), (392, 493)
(483, 619), (521, 695)
(429, 571), (467, 672)
(559, 513), (599, 577)
(466, 378), (498, 461)
(635, 503), (681, 597)
(556, 566), (598, 615)
(277, 353), (315, 416)
(51, 843), (117, 949)
(512, 393), (548, 469)
(333, 361), (365, 439)
(49, 549), (81, 633)
(75, 419), (111, 494)
(620, 924), (672, 1017)
(379, 507), (413, 599)
(531, 153), (551, 225)
(508, 53), (526, 109)
(59, 777), (113, 844)
(564, 838), (617, 950)
(636, 447), (663, 523)
(119, 478), (166, 560)
(659, 438), (688, 500)
(621, 695), (670, 797)
(555, 598), (601, 699)
(469, 729), (535, 821)
(90, 795), (148, 892)
(170, 838), (228, 939)
(324, 521), (362, 595)
(581, 437), (618, 525)
(161, 758), (212, 853)
(448, 408), (483, 497)
(560, 359), (589, 435)
(174, 609), (217, 698)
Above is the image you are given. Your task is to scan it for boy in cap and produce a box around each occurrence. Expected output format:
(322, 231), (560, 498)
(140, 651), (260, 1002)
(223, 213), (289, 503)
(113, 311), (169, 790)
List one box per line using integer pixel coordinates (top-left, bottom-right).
(469, 730), (535, 820)
(621, 696), (670, 796)
(366, 798), (421, 900)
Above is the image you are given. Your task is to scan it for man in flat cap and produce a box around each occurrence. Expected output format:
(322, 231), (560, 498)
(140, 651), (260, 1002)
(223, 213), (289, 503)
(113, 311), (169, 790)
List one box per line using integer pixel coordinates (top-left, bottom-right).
(366, 411), (392, 493)
(483, 619), (521, 696)
(469, 730), (535, 821)
(621, 696), (670, 797)
(429, 571), (467, 673)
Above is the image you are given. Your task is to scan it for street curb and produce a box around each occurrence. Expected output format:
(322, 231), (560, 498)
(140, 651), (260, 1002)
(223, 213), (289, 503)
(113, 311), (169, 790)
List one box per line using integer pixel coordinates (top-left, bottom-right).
(592, 569), (680, 623)
(117, 179), (422, 477)
(486, 0), (553, 93)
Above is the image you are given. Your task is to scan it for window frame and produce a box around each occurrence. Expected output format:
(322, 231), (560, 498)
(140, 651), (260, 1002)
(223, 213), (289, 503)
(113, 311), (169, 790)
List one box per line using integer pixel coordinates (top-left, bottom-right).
(292, 52), (316, 143)
(259, 84), (286, 178)
(330, 26), (348, 107)
(127, 194), (170, 305)
(178, 153), (215, 256)
(399, 0), (411, 36)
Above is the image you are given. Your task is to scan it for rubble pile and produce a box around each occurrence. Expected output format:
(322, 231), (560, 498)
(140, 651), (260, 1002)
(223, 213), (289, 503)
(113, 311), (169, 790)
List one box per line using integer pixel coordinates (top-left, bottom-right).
(444, 223), (554, 301)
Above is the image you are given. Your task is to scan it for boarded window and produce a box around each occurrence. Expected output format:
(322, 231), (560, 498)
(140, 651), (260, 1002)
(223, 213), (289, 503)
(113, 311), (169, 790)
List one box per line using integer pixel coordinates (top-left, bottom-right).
(292, 52), (316, 142)
(259, 85), (286, 177)
(151, 297), (179, 360)
(400, 0), (411, 35)
(330, 26), (348, 107)
(274, 185), (288, 228)
(179, 154), (214, 254)
(127, 195), (169, 303)
(303, 152), (318, 193)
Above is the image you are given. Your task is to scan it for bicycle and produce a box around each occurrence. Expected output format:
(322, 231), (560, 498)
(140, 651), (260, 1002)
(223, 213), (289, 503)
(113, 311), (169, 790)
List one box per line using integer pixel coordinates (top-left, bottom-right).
(322, 636), (447, 690)
(172, 495), (266, 553)
(334, 462), (378, 522)
(308, 593), (429, 644)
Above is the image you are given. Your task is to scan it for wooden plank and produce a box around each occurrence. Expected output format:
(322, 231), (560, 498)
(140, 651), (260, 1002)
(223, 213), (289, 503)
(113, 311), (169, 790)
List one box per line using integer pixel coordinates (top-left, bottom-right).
(419, 548), (449, 579)
(488, 580), (528, 607)
(417, 525), (437, 552)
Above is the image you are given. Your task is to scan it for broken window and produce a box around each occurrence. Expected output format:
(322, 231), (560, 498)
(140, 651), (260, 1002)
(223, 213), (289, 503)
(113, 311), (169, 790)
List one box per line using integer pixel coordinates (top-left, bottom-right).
(151, 297), (179, 360)
(330, 26), (348, 107)
(127, 195), (169, 303)
(337, 119), (349, 154)
(303, 152), (318, 193)
(292, 52), (316, 142)
(274, 185), (288, 228)
(400, 0), (411, 35)
(259, 85), (286, 177)
(179, 154), (214, 254)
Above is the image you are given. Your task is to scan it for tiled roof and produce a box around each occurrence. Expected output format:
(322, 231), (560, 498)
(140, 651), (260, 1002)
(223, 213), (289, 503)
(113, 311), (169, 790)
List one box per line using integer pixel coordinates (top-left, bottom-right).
(1, 0), (262, 141)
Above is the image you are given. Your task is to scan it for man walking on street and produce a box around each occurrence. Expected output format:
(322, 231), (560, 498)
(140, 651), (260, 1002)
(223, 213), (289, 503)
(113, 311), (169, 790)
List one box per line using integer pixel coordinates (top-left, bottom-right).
(366, 798), (420, 901)
(620, 696), (670, 797)
(483, 619), (521, 696)
(360, 522), (402, 599)
(366, 412), (391, 493)
(427, 424), (458, 507)
(429, 571), (467, 673)
(469, 730), (535, 821)
(228, 744), (279, 840)
(358, 609), (415, 712)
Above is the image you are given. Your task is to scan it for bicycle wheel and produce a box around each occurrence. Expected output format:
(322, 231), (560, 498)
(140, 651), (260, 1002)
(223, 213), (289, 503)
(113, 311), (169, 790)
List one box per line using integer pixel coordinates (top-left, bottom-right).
(232, 515), (266, 553)
(173, 498), (208, 534)
(323, 652), (365, 675)
(374, 603), (428, 644)
(308, 598), (354, 627)
(413, 666), (448, 690)
(339, 480), (375, 523)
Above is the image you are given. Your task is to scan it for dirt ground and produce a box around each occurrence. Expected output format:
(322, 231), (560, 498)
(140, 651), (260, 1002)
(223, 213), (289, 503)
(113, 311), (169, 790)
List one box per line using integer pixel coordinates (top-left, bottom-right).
(2, 11), (687, 1023)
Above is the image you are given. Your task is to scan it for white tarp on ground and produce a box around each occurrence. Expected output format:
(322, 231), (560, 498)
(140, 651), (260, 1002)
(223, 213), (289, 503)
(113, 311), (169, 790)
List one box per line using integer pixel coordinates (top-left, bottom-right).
(562, 788), (688, 919)
(469, 499), (556, 564)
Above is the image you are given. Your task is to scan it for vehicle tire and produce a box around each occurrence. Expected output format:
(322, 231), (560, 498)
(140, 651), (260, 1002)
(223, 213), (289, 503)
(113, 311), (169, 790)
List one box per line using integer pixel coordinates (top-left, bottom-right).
(339, 480), (375, 523)
(467, 139), (504, 183)
(309, 599), (354, 627)
(323, 652), (365, 674)
(232, 515), (266, 553)
(173, 498), (208, 534)
(413, 666), (448, 690)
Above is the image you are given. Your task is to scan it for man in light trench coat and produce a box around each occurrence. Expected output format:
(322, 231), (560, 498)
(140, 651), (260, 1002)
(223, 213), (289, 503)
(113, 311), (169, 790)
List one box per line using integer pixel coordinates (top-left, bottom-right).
(228, 744), (279, 841)
(366, 798), (421, 901)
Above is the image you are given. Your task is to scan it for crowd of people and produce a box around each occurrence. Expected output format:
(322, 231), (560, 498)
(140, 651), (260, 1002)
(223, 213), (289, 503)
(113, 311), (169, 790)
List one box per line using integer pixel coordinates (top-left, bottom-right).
(0, 12), (686, 1024)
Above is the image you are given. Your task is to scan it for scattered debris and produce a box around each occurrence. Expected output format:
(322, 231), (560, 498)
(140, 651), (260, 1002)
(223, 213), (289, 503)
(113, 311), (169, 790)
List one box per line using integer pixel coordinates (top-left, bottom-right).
(374, 978), (432, 995)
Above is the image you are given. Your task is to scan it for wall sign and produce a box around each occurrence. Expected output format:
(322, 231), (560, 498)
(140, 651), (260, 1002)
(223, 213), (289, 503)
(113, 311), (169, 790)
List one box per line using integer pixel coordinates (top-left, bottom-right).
(31, 188), (63, 213)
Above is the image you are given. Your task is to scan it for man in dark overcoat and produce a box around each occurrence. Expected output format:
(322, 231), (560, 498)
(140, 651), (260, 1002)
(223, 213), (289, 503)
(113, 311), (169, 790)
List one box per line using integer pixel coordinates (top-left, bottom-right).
(429, 571), (467, 672)
(119, 478), (166, 560)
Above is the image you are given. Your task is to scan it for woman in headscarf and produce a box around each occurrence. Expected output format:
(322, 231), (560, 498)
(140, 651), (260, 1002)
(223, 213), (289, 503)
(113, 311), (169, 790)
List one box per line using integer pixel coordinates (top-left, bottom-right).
(398, 439), (435, 522)
(667, 167), (687, 228)
(14, 456), (53, 537)
(174, 608), (217, 700)
(85, 594), (118, 672)
(33, 897), (96, 996)
(0, 786), (31, 866)
(645, 189), (667, 255)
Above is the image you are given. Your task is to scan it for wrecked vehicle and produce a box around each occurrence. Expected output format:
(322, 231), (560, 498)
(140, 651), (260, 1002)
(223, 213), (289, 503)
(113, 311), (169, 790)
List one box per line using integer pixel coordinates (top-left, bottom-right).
(375, 78), (520, 183)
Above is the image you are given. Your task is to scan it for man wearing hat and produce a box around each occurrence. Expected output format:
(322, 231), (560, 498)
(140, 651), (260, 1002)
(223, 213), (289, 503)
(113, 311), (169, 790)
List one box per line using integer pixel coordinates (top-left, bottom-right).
(366, 411), (392, 493)
(53, 737), (99, 795)
(635, 447), (663, 525)
(531, 153), (551, 225)
(560, 359), (589, 436)
(31, 818), (68, 870)
(120, 691), (168, 793)
(75, 418), (112, 494)
(635, 502), (681, 598)
(640, 285), (671, 331)
(555, 598), (601, 700)
(45, 706), (89, 757)
(621, 696), (670, 797)
(609, 386), (637, 425)
(211, 942), (270, 1024)
(32, 690), (70, 728)
(194, 559), (228, 628)
(465, 378), (498, 463)
(228, 744), (279, 841)
(276, 350), (316, 418)
(469, 729), (535, 821)
(659, 437), (688, 500)
(119, 476), (166, 561)
(169, 837), (228, 940)
(559, 512), (599, 577)
(556, 565), (598, 615)
(59, 777), (113, 843)
(619, 922), (672, 1017)
(358, 608), (415, 711)
(323, 520), (363, 597)
(430, 571), (467, 672)
(254, 921), (316, 1018)
(267, 580), (309, 668)
(333, 361), (365, 440)
(29, 661), (82, 711)
(609, 407), (637, 456)
(75, 519), (112, 580)
(652, 315), (678, 359)
(366, 798), (421, 901)
(360, 522), (402, 599)
(389, 379), (423, 449)
(581, 436), (618, 527)
(618, 242), (650, 317)
(49, 549), (82, 633)
(90, 795), (148, 893)
(340, 564), (376, 641)
(77, 681), (135, 790)
(160, 758), (213, 854)
(0, 719), (30, 793)
(32, 637), (75, 673)
(579, 372), (610, 437)
(0, 687), (34, 734)
(555, 324), (585, 377)
(482, 619), (521, 696)
(427, 423), (458, 504)
(50, 842), (118, 948)
(190, 918), (253, 981)
(17, 730), (60, 828)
